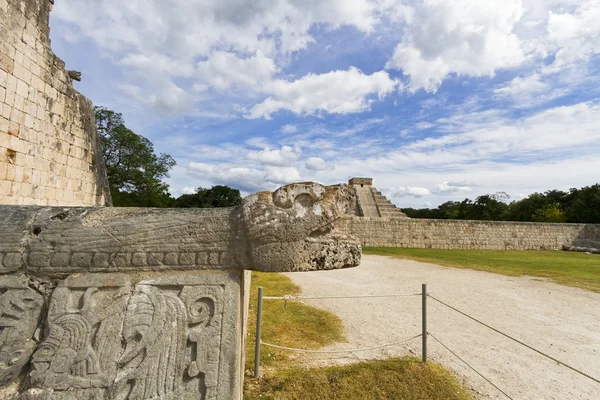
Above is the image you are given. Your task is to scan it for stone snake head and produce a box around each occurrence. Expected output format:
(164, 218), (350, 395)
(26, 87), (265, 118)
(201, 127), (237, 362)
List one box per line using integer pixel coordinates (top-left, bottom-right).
(241, 182), (361, 272)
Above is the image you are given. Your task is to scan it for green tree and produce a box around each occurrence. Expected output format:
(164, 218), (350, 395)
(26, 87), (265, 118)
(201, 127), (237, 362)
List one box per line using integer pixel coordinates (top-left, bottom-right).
(565, 184), (600, 223)
(174, 186), (242, 208)
(95, 107), (176, 207)
(532, 203), (567, 223)
(456, 193), (509, 220)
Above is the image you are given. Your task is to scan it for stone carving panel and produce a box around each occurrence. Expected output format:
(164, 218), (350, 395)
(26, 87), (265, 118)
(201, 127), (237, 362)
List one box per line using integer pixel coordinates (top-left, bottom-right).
(13, 272), (239, 400)
(0, 277), (44, 391)
(25, 274), (131, 399)
(116, 278), (225, 400)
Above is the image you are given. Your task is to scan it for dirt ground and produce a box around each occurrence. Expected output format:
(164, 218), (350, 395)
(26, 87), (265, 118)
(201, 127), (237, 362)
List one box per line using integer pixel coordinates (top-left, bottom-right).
(283, 255), (600, 400)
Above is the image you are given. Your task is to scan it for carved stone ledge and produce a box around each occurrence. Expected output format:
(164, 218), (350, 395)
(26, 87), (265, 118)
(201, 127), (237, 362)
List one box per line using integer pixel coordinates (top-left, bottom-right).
(0, 183), (361, 277)
(0, 182), (361, 399)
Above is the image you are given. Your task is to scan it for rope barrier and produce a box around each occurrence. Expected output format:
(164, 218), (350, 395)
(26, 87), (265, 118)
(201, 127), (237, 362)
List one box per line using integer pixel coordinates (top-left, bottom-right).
(429, 295), (600, 385)
(429, 333), (515, 400)
(260, 334), (422, 354)
(263, 293), (421, 300)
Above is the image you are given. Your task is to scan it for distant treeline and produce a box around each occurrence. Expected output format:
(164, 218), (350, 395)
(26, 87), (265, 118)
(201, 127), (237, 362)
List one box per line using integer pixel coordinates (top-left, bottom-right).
(402, 184), (600, 223)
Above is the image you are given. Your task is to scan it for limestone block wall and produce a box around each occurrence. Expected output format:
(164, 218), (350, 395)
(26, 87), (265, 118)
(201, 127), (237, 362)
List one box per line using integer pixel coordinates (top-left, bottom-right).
(0, 0), (110, 206)
(339, 217), (600, 250)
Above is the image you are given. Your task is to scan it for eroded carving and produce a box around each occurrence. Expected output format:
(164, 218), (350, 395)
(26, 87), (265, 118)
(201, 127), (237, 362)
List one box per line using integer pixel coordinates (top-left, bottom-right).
(0, 278), (44, 390)
(1, 182), (361, 275)
(2, 182), (361, 399)
(116, 280), (224, 400)
(26, 275), (131, 399)
(116, 285), (187, 399)
(242, 182), (361, 271)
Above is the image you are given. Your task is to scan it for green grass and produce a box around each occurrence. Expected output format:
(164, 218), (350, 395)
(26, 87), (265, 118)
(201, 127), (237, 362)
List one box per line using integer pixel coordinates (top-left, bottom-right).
(244, 357), (471, 400)
(244, 272), (472, 400)
(245, 272), (345, 372)
(364, 247), (600, 293)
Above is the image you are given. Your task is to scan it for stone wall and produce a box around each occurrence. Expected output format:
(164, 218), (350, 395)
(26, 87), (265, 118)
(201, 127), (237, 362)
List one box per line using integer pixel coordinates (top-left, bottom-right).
(339, 217), (600, 250)
(0, 0), (111, 206)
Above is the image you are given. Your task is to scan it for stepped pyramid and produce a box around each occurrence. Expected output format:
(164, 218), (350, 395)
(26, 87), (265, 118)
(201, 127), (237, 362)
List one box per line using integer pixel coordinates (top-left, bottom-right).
(349, 178), (409, 218)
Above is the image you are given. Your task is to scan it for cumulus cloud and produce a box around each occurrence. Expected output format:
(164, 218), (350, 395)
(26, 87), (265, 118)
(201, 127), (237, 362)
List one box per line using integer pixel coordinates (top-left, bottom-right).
(182, 187), (197, 194)
(281, 124), (298, 134)
(390, 186), (432, 198)
(52, 0), (384, 116)
(547, 4), (600, 68)
(187, 162), (301, 192)
(305, 157), (334, 171)
(246, 145), (302, 166)
(196, 50), (277, 92)
(436, 181), (476, 193)
(386, 0), (525, 92)
(248, 67), (398, 118)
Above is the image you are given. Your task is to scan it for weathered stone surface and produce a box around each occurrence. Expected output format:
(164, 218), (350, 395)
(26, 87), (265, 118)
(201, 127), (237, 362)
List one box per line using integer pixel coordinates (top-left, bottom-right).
(338, 217), (600, 250)
(0, 182), (361, 399)
(0, 0), (111, 207)
(0, 182), (361, 276)
(13, 271), (243, 400)
(0, 276), (44, 394)
(242, 183), (361, 272)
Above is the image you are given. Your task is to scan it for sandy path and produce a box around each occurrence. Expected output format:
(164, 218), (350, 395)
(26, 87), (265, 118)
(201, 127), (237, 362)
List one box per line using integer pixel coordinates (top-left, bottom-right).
(282, 255), (600, 400)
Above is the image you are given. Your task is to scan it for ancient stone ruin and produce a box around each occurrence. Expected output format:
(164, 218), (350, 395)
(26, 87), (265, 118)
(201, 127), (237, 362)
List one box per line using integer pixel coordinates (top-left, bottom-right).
(0, 0), (111, 207)
(0, 183), (361, 399)
(349, 177), (408, 218)
(344, 177), (600, 250)
(0, 1), (362, 399)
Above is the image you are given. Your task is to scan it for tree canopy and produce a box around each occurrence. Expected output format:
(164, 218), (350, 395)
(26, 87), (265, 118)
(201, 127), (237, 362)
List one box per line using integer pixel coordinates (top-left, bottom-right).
(173, 186), (242, 208)
(96, 106), (176, 207)
(96, 107), (243, 208)
(403, 184), (600, 223)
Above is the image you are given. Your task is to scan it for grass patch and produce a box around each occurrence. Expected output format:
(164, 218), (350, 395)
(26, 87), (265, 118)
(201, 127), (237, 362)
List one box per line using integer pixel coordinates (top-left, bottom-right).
(244, 357), (471, 400)
(364, 247), (600, 292)
(244, 272), (472, 400)
(245, 272), (344, 372)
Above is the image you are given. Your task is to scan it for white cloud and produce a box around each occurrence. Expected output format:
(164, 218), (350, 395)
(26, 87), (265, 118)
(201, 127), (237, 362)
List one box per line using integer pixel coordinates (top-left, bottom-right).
(390, 186), (432, 198)
(53, 0), (383, 116)
(386, 0), (526, 92)
(244, 137), (271, 148)
(547, 4), (600, 68)
(196, 50), (277, 92)
(248, 67), (398, 118)
(182, 187), (197, 194)
(187, 162), (301, 192)
(494, 72), (570, 108)
(436, 181), (475, 193)
(495, 74), (547, 98)
(264, 166), (301, 184)
(281, 124), (298, 134)
(305, 157), (334, 171)
(415, 121), (435, 130)
(246, 145), (302, 166)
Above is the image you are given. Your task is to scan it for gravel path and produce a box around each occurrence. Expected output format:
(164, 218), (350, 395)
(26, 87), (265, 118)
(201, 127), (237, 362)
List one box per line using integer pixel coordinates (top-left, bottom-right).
(283, 255), (600, 400)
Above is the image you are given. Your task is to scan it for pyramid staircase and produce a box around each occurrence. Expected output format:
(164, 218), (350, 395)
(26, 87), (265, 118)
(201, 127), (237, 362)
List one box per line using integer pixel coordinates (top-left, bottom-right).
(350, 178), (408, 218)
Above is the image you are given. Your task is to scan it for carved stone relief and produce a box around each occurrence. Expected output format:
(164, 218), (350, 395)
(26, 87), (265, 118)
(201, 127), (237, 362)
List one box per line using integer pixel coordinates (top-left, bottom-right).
(115, 276), (226, 400)
(14, 272), (239, 400)
(0, 277), (44, 391)
(26, 274), (131, 399)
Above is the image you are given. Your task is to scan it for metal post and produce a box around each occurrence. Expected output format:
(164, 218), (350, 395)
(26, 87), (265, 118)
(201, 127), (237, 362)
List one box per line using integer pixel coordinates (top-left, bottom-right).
(422, 283), (427, 363)
(254, 287), (263, 378)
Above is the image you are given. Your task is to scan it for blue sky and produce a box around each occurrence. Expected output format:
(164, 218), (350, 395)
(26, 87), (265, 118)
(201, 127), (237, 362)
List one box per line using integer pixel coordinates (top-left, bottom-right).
(48, 0), (600, 207)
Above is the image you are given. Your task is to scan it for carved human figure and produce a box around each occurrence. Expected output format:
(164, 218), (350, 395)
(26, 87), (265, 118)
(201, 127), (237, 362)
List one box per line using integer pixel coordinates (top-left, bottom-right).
(116, 285), (187, 399)
(25, 275), (131, 399)
(30, 312), (107, 390)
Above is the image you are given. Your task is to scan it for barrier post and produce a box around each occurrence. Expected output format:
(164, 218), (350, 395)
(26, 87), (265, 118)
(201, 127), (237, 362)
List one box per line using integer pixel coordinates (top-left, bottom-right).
(422, 283), (427, 363)
(254, 287), (264, 378)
